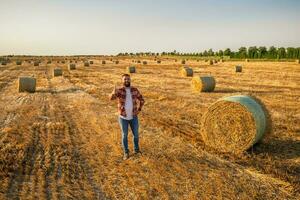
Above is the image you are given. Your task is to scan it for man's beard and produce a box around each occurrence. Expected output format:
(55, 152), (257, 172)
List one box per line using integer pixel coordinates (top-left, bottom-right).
(124, 82), (130, 87)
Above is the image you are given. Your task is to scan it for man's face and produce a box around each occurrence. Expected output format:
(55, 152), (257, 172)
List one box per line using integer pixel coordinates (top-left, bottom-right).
(122, 76), (131, 87)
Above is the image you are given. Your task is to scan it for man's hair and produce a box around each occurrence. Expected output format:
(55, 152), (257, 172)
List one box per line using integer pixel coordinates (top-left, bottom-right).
(122, 73), (130, 78)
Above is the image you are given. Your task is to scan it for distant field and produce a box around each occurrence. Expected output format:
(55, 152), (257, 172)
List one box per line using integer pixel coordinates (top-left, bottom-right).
(0, 58), (299, 199)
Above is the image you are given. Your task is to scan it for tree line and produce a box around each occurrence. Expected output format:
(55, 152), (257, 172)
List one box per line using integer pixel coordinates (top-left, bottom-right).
(118, 46), (300, 59)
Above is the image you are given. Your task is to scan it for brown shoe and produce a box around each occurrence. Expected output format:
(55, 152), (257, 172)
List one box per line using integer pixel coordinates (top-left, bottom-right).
(123, 152), (129, 160)
(134, 150), (142, 155)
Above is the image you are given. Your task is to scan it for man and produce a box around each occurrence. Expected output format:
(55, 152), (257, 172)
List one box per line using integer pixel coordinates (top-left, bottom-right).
(109, 74), (145, 160)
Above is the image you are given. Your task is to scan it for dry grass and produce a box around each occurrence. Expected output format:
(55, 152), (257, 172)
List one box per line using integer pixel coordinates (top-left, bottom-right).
(0, 58), (299, 199)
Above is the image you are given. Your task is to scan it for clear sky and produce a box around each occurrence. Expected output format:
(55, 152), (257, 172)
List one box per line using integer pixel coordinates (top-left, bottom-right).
(0, 0), (300, 55)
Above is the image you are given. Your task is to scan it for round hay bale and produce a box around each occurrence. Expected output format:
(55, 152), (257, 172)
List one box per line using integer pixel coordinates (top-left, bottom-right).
(16, 61), (22, 65)
(61, 60), (66, 64)
(53, 68), (63, 77)
(137, 60), (141, 63)
(219, 59), (224, 63)
(19, 77), (36, 93)
(47, 60), (52, 64)
(200, 95), (268, 154)
(115, 60), (119, 64)
(180, 66), (193, 77)
(102, 60), (106, 64)
(34, 61), (39, 66)
(157, 60), (161, 64)
(84, 62), (90, 67)
(89, 61), (93, 64)
(69, 64), (76, 70)
(245, 59), (249, 62)
(208, 60), (213, 65)
(214, 60), (218, 64)
(127, 66), (136, 73)
(236, 65), (242, 72)
(142, 61), (147, 65)
(174, 59), (177, 62)
(191, 76), (215, 92)
(181, 60), (186, 64)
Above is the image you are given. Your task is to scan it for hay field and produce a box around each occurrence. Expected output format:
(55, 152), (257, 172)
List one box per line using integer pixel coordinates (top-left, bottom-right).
(0, 58), (299, 199)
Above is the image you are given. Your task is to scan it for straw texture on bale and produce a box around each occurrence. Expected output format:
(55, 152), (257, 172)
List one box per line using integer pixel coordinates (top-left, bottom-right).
(200, 95), (268, 154)
(127, 66), (136, 73)
(236, 65), (242, 72)
(191, 76), (215, 92)
(53, 68), (63, 77)
(69, 64), (76, 70)
(180, 67), (193, 77)
(84, 62), (90, 67)
(19, 77), (36, 93)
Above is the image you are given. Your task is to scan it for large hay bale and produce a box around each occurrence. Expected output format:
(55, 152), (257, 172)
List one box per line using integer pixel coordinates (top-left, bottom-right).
(102, 60), (106, 64)
(137, 60), (141, 63)
(180, 66), (193, 77)
(127, 66), (136, 73)
(47, 60), (52, 64)
(214, 60), (218, 64)
(69, 64), (76, 70)
(19, 77), (36, 93)
(181, 60), (186, 64)
(208, 60), (213, 65)
(53, 68), (63, 76)
(34, 61), (39, 66)
(16, 61), (22, 65)
(245, 59), (249, 62)
(143, 61), (147, 65)
(236, 65), (242, 72)
(61, 60), (66, 64)
(84, 62), (90, 67)
(200, 95), (268, 154)
(115, 60), (119, 64)
(157, 60), (161, 64)
(191, 76), (215, 92)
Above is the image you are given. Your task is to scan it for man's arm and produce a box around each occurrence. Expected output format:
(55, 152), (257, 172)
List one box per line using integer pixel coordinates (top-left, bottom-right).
(109, 86), (118, 100)
(136, 89), (145, 111)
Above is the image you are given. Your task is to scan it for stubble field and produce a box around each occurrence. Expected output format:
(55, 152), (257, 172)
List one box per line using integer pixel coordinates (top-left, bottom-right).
(0, 58), (299, 199)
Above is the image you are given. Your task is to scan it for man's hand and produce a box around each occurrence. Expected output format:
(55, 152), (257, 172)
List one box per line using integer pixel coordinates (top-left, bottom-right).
(109, 85), (117, 100)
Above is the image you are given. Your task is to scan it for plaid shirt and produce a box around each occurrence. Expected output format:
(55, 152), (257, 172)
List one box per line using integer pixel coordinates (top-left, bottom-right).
(110, 86), (145, 117)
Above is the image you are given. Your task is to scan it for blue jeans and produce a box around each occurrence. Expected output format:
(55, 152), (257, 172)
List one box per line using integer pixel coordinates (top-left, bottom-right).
(118, 116), (139, 154)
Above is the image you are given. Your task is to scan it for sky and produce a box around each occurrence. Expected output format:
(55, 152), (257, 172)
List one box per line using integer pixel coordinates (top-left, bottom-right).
(0, 0), (300, 55)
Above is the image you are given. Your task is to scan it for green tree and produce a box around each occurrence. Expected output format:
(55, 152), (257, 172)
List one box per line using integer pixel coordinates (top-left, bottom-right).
(248, 46), (258, 58)
(268, 46), (277, 59)
(238, 47), (247, 58)
(277, 47), (286, 59)
(224, 48), (231, 56)
(258, 46), (267, 58)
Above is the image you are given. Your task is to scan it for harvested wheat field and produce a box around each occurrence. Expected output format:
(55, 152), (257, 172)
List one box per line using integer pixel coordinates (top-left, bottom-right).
(0, 59), (300, 200)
